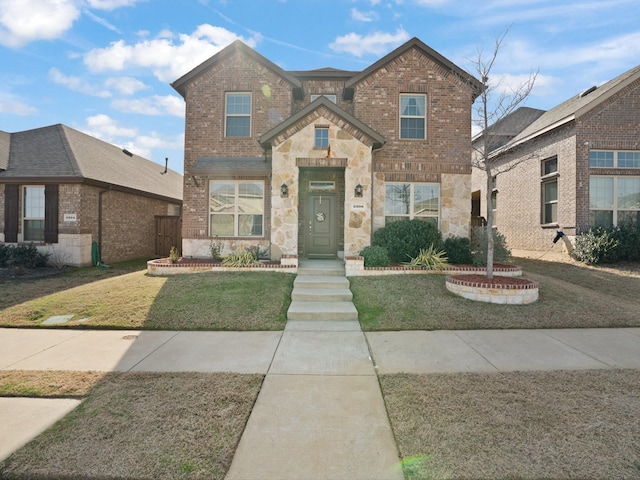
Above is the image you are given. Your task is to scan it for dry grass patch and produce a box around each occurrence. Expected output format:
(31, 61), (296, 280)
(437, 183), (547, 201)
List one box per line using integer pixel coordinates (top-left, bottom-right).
(381, 370), (640, 480)
(0, 270), (293, 330)
(0, 370), (105, 398)
(352, 260), (640, 330)
(0, 372), (263, 479)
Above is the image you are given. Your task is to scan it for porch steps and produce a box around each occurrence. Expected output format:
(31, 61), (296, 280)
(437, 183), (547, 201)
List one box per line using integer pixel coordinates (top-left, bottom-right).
(287, 261), (359, 322)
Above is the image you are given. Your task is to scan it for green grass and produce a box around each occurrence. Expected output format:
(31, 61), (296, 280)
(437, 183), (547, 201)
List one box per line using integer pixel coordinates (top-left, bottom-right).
(351, 259), (640, 330)
(0, 266), (294, 330)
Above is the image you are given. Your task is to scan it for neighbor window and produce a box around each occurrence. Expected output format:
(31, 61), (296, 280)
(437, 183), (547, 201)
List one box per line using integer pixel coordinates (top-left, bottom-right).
(589, 150), (640, 168)
(590, 176), (640, 228)
(225, 93), (251, 137)
(541, 157), (559, 224)
(23, 186), (45, 242)
(310, 94), (337, 103)
(384, 182), (439, 225)
(209, 181), (264, 236)
(400, 94), (426, 139)
(315, 127), (329, 148)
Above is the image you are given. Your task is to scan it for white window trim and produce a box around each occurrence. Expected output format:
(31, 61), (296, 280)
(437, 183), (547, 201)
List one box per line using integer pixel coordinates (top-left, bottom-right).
(209, 180), (264, 237)
(590, 175), (640, 226)
(399, 94), (427, 140)
(22, 185), (45, 242)
(224, 92), (252, 138)
(384, 182), (440, 225)
(541, 178), (558, 225)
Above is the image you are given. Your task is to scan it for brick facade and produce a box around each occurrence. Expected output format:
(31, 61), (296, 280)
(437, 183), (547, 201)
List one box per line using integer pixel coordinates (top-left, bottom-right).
(174, 38), (481, 259)
(472, 68), (640, 253)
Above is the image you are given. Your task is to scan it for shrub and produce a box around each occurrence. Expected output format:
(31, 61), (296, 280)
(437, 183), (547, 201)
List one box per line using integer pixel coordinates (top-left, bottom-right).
(359, 245), (390, 267)
(443, 236), (473, 264)
(222, 250), (260, 267)
(209, 241), (223, 261)
(372, 219), (443, 263)
(574, 228), (621, 264)
(168, 246), (180, 263)
(612, 221), (640, 261)
(0, 243), (10, 268)
(3, 243), (50, 269)
(470, 227), (511, 266)
(406, 245), (449, 270)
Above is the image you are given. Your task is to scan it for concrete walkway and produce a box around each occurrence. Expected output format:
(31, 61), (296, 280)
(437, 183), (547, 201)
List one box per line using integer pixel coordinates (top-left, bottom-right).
(1, 259), (639, 473)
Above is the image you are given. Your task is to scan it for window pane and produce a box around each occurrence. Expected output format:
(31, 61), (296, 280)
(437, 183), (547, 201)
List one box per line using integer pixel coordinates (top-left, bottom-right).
(24, 186), (45, 218)
(400, 118), (425, 139)
(589, 151), (613, 167)
(400, 95), (425, 116)
(618, 210), (640, 226)
(238, 182), (264, 214)
(544, 203), (557, 224)
(413, 184), (439, 217)
(315, 128), (329, 148)
(24, 219), (44, 242)
(210, 214), (234, 236)
(618, 152), (640, 168)
(590, 210), (613, 229)
(210, 182), (235, 213)
(239, 214), (263, 236)
(544, 181), (558, 202)
(543, 158), (558, 175)
(385, 184), (411, 215)
(589, 177), (613, 209)
(226, 117), (250, 137)
(617, 177), (640, 209)
(226, 94), (251, 115)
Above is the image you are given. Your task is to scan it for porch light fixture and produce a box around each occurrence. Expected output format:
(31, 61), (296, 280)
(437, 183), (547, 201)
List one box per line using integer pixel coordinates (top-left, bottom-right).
(281, 183), (289, 198)
(355, 184), (363, 197)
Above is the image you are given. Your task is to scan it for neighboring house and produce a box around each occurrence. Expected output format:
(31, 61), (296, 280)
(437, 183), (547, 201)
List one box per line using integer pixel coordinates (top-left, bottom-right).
(171, 38), (482, 261)
(0, 124), (183, 266)
(471, 65), (640, 253)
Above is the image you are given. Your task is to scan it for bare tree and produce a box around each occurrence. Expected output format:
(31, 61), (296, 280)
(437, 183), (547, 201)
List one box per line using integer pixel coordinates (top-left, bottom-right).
(470, 28), (538, 278)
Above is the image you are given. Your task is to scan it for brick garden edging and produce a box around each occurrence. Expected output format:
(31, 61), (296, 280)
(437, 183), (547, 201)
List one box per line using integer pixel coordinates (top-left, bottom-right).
(445, 274), (539, 305)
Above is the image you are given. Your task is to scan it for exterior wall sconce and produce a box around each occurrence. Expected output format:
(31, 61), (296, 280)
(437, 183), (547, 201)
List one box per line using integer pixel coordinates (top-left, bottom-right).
(281, 183), (289, 198)
(355, 184), (363, 197)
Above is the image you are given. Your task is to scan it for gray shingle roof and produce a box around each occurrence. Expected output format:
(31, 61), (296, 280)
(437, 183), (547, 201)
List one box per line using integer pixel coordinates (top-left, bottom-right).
(0, 124), (182, 202)
(503, 64), (640, 150)
(473, 107), (546, 151)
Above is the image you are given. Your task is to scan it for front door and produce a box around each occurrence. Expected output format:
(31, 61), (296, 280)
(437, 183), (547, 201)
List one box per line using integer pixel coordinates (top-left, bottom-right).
(307, 194), (337, 258)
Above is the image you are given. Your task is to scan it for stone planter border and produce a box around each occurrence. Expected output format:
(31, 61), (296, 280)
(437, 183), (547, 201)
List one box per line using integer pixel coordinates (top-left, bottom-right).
(445, 274), (539, 305)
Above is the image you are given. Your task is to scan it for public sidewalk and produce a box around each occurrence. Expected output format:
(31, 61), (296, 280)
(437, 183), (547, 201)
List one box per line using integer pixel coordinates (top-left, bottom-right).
(1, 326), (640, 467)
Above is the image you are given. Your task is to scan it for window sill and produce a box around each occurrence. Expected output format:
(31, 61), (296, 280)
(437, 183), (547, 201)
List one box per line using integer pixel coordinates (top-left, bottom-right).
(541, 172), (559, 181)
(540, 223), (559, 229)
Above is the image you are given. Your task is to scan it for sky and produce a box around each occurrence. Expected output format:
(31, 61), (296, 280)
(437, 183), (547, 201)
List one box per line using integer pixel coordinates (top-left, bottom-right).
(1, 0), (639, 174)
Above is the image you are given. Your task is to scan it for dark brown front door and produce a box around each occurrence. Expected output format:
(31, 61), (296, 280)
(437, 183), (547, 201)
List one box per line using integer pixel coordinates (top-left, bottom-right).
(307, 194), (337, 258)
(155, 216), (181, 257)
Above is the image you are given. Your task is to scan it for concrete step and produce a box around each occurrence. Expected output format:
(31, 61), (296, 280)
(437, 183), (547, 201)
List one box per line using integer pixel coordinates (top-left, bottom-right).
(296, 266), (345, 276)
(294, 275), (350, 290)
(291, 287), (353, 302)
(287, 301), (359, 321)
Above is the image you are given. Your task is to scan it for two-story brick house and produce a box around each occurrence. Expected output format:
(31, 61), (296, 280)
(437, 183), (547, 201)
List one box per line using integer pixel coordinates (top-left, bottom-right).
(172, 38), (482, 261)
(471, 64), (640, 255)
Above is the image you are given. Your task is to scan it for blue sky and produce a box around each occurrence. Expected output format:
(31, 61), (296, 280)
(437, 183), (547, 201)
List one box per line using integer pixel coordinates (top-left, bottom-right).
(1, 0), (639, 174)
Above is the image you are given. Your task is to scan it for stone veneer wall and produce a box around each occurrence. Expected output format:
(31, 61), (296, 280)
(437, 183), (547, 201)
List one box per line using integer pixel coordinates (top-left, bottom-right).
(270, 114), (374, 258)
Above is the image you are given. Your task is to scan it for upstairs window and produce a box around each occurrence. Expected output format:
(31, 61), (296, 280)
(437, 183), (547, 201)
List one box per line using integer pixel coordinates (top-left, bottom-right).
(310, 94), (337, 103)
(23, 186), (45, 242)
(225, 93), (251, 137)
(400, 94), (426, 139)
(315, 127), (329, 148)
(589, 150), (640, 168)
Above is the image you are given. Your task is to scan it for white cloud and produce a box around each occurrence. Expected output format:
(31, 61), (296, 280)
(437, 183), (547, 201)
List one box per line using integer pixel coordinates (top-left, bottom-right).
(0, 92), (38, 116)
(86, 0), (142, 9)
(329, 28), (410, 57)
(351, 8), (379, 22)
(0, 0), (80, 47)
(84, 114), (137, 141)
(83, 24), (255, 82)
(104, 76), (149, 95)
(49, 68), (112, 97)
(111, 95), (184, 117)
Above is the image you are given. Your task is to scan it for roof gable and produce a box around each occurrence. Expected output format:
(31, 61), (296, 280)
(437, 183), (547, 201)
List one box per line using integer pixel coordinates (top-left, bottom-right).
(0, 124), (182, 202)
(505, 64), (640, 149)
(172, 40), (302, 97)
(345, 37), (483, 97)
(259, 96), (386, 149)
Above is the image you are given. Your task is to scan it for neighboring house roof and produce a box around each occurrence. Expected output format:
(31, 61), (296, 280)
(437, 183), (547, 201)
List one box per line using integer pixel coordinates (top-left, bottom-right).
(499, 64), (640, 152)
(171, 40), (303, 97)
(0, 130), (9, 171)
(473, 106), (546, 151)
(345, 37), (484, 98)
(259, 96), (386, 149)
(0, 124), (182, 202)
